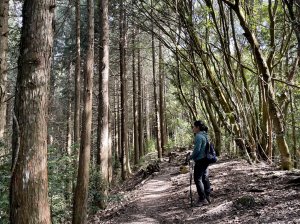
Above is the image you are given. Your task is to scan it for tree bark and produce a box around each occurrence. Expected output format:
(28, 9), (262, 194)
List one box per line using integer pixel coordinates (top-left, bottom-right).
(72, 0), (94, 222)
(132, 28), (139, 164)
(65, 65), (73, 202)
(0, 0), (9, 141)
(137, 28), (144, 159)
(74, 0), (81, 146)
(158, 40), (166, 155)
(66, 65), (73, 156)
(290, 90), (297, 168)
(119, 0), (130, 179)
(10, 0), (54, 223)
(151, 3), (162, 159)
(97, 0), (110, 209)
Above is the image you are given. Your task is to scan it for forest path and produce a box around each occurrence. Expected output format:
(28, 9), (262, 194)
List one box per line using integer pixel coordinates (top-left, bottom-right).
(90, 153), (300, 224)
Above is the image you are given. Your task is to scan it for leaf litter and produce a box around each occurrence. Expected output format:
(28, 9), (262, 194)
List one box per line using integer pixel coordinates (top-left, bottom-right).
(90, 151), (300, 224)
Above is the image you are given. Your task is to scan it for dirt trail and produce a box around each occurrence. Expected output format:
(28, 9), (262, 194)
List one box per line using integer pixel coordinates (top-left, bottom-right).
(90, 155), (300, 224)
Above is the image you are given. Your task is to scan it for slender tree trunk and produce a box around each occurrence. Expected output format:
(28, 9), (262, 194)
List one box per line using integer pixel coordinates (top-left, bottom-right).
(72, 0), (94, 222)
(72, 0), (81, 198)
(10, 0), (54, 222)
(114, 78), (120, 163)
(119, 0), (130, 179)
(290, 90), (297, 168)
(137, 28), (144, 158)
(202, 91), (222, 156)
(74, 0), (81, 145)
(96, 0), (110, 209)
(66, 64), (73, 156)
(108, 112), (112, 182)
(0, 0), (9, 141)
(132, 28), (139, 164)
(65, 65), (73, 202)
(158, 40), (166, 155)
(145, 77), (151, 142)
(5, 82), (12, 151)
(151, 6), (162, 159)
(117, 83), (121, 161)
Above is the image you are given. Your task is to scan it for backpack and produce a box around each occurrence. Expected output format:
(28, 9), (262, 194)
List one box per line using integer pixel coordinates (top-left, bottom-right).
(205, 140), (217, 164)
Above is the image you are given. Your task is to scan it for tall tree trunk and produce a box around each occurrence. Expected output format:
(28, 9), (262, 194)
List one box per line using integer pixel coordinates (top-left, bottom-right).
(158, 40), (166, 155)
(96, 0), (110, 209)
(66, 64), (73, 156)
(5, 82), (12, 151)
(117, 82), (121, 161)
(72, 0), (94, 222)
(74, 0), (81, 146)
(113, 78), (120, 163)
(132, 28), (139, 164)
(290, 90), (297, 168)
(119, 0), (130, 179)
(137, 29), (144, 159)
(10, 0), (54, 222)
(145, 76), (152, 142)
(108, 112), (112, 183)
(0, 0), (9, 141)
(65, 65), (73, 203)
(151, 5), (162, 159)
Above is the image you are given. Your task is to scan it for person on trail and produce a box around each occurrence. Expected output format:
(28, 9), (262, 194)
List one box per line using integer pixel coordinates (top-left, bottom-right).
(190, 120), (211, 206)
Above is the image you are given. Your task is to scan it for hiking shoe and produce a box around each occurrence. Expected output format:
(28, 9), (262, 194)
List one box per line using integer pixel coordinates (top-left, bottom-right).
(206, 196), (211, 204)
(194, 199), (209, 207)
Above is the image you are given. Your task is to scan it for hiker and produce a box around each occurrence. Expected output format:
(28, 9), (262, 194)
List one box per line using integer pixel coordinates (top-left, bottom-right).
(190, 120), (211, 206)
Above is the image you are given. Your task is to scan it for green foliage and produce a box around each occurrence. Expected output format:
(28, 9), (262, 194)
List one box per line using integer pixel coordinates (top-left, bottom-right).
(89, 167), (109, 213)
(48, 146), (77, 224)
(144, 138), (156, 154)
(0, 154), (10, 224)
(233, 195), (257, 210)
(138, 152), (160, 172)
(108, 194), (124, 203)
(169, 118), (193, 148)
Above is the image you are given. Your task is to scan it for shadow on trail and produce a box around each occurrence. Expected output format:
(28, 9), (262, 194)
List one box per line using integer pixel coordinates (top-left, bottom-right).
(91, 157), (300, 224)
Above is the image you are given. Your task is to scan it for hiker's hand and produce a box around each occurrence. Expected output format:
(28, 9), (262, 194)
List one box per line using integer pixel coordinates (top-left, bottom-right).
(189, 160), (195, 167)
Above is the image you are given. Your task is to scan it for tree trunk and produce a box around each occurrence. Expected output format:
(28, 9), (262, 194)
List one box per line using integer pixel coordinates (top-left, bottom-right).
(10, 0), (54, 223)
(290, 90), (297, 168)
(132, 28), (139, 164)
(65, 65), (73, 202)
(66, 64), (73, 156)
(113, 78), (120, 163)
(96, 0), (110, 209)
(72, 0), (94, 222)
(0, 0), (9, 141)
(119, 0), (130, 179)
(151, 7), (162, 159)
(74, 0), (81, 146)
(137, 29), (144, 159)
(117, 81), (121, 161)
(158, 40), (166, 155)
(145, 76), (151, 142)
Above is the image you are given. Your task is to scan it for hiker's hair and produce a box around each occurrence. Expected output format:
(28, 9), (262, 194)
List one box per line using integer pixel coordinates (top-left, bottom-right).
(194, 120), (208, 132)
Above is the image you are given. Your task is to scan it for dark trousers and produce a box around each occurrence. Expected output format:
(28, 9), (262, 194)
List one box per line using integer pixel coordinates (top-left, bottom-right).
(194, 159), (210, 200)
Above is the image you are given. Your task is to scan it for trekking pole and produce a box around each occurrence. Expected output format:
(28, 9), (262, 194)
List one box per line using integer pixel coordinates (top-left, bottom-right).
(189, 160), (194, 207)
